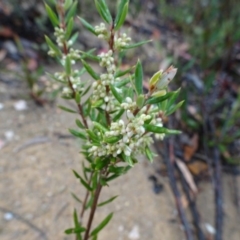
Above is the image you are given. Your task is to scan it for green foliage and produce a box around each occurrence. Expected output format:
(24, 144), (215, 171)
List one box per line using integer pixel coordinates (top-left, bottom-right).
(45, 0), (182, 239)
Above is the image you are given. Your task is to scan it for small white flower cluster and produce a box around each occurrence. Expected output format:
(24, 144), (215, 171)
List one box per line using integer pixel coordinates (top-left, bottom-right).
(121, 97), (137, 111)
(98, 50), (115, 73)
(92, 50), (120, 111)
(68, 48), (81, 63)
(114, 33), (131, 49)
(55, 70), (83, 96)
(151, 117), (165, 140)
(54, 72), (66, 82)
(54, 27), (65, 48)
(95, 23), (108, 39)
(88, 113), (153, 158)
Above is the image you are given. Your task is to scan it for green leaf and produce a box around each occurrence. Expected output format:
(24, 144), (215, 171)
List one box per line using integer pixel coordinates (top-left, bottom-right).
(93, 121), (108, 132)
(75, 119), (85, 129)
(65, 1), (78, 23)
(105, 173), (120, 182)
(166, 100), (184, 116)
(108, 165), (131, 174)
(78, 17), (97, 35)
(45, 3), (59, 26)
(86, 130), (100, 143)
(104, 135), (122, 144)
(122, 40), (152, 49)
(92, 99), (104, 108)
(143, 124), (181, 135)
(94, 0), (112, 24)
(71, 192), (82, 203)
(115, 2), (128, 30)
(75, 92), (81, 104)
(72, 170), (93, 191)
(45, 35), (61, 55)
(98, 196), (118, 207)
(64, 0), (73, 10)
(109, 84), (123, 103)
(115, 67), (132, 78)
(90, 213), (113, 236)
(68, 32), (79, 46)
(136, 94), (145, 108)
(65, 56), (71, 75)
(145, 147), (153, 163)
(95, 158), (110, 170)
(135, 60), (143, 95)
(92, 171), (98, 190)
(113, 109), (125, 121)
(92, 235), (98, 240)
(58, 105), (77, 113)
(66, 17), (74, 40)
(82, 60), (99, 80)
(115, 0), (128, 29)
(167, 88), (181, 108)
(115, 78), (130, 88)
(64, 227), (85, 234)
(69, 129), (87, 140)
(145, 92), (174, 105)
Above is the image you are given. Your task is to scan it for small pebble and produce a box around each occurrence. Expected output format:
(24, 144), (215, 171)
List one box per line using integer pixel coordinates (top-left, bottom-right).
(128, 225), (140, 239)
(4, 131), (14, 141)
(4, 212), (13, 221)
(14, 100), (28, 111)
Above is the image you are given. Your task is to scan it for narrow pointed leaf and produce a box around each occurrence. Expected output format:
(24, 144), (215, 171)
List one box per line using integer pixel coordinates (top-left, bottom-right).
(90, 213), (113, 236)
(58, 105), (77, 113)
(73, 170), (93, 191)
(144, 124), (181, 134)
(135, 60), (143, 95)
(65, 1), (78, 23)
(45, 35), (61, 55)
(145, 92), (174, 105)
(115, 2), (128, 30)
(64, 0), (73, 10)
(75, 119), (85, 129)
(78, 17), (97, 35)
(115, 0), (128, 27)
(68, 32), (79, 46)
(113, 109), (124, 121)
(82, 60), (99, 80)
(98, 196), (118, 207)
(109, 84), (123, 103)
(66, 18), (74, 39)
(45, 4), (59, 26)
(69, 129), (87, 140)
(95, 0), (112, 24)
(71, 192), (82, 203)
(122, 40), (152, 49)
(65, 56), (71, 75)
(115, 78), (130, 87)
(93, 121), (108, 132)
(115, 67), (132, 78)
(166, 100), (184, 116)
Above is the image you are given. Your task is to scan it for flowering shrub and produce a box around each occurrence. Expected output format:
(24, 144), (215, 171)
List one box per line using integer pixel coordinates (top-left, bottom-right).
(45, 0), (182, 239)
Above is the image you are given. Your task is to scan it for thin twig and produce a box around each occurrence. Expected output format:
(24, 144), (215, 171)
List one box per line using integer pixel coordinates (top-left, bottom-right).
(208, 119), (224, 240)
(213, 146), (224, 240)
(80, 172), (94, 222)
(177, 166), (205, 240)
(167, 139), (194, 240)
(83, 183), (103, 240)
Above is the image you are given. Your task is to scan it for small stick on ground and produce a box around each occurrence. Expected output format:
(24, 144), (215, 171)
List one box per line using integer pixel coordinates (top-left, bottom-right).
(154, 136), (194, 240)
(177, 166), (205, 240)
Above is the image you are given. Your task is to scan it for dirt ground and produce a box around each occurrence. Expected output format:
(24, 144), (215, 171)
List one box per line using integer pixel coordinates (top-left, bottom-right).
(0, 67), (240, 240)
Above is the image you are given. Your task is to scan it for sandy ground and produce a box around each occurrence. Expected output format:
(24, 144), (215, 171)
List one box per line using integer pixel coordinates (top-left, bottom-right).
(0, 68), (240, 240)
